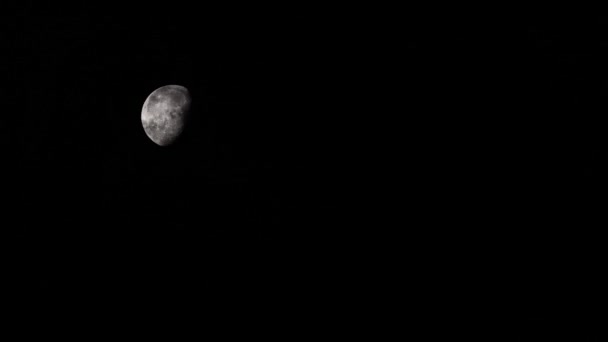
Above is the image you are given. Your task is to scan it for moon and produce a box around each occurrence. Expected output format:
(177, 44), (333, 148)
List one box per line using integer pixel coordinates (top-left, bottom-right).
(141, 85), (191, 146)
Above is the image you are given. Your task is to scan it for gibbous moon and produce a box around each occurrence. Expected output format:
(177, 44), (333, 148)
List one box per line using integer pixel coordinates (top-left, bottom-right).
(141, 85), (191, 146)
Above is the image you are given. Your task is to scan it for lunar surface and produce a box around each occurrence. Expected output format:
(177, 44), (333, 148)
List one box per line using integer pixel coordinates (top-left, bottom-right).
(141, 85), (191, 146)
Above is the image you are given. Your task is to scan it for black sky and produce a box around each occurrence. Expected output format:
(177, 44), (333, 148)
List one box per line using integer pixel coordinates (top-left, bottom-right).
(1, 3), (400, 331)
(3, 3), (608, 336)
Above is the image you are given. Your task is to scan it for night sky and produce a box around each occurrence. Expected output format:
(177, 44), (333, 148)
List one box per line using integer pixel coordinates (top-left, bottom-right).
(3, 3), (608, 337)
(3, 3), (374, 325)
